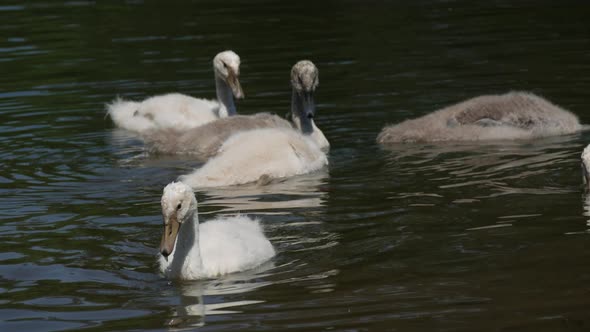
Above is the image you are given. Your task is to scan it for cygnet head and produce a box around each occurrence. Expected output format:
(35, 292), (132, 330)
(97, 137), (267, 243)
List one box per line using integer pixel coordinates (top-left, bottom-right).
(291, 60), (319, 134)
(582, 145), (590, 189)
(213, 50), (244, 99)
(160, 182), (197, 258)
(291, 60), (319, 93)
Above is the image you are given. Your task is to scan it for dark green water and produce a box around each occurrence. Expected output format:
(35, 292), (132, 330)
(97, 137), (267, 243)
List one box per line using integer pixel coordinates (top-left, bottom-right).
(2, 1), (590, 331)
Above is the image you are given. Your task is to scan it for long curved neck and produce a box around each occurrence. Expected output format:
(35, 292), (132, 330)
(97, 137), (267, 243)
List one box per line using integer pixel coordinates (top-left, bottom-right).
(291, 88), (330, 150)
(291, 89), (314, 135)
(215, 75), (237, 117)
(170, 207), (203, 278)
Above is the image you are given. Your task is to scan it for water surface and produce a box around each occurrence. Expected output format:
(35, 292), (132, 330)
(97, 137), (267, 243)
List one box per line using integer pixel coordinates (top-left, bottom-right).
(1, 1), (590, 331)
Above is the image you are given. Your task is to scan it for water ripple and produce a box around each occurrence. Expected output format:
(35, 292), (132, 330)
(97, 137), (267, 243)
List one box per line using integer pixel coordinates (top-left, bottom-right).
(1, 1), (590, 330)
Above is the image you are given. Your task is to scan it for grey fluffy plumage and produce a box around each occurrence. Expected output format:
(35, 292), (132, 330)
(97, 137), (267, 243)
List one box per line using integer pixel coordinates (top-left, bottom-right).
(142, 113), (293, 160)
(377, 91), (581, 143)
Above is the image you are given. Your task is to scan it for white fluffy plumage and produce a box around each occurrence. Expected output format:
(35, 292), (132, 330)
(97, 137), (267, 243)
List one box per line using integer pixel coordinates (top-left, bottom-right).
(158, 182), (275, 280)
(582, 144), (590, 187)
(140, 59), (329, 161)
(176, 60), (329, 188)
(108, 93), (221, 132)
(107, 50), (243, 133)
(179, 128), (328, 188)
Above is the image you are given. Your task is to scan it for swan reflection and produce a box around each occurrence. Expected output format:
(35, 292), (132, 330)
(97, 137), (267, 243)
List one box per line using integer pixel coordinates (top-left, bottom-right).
(166, 260), (275, 330)
(381, 136), (580, 200)
(197, 169), (329, 213)
(581, 194), (590, 235)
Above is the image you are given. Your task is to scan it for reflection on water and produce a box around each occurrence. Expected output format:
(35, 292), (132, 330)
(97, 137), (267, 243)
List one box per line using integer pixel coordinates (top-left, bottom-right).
(577, 193), (590, 235)
(382, 135), (582, 204)
(198, 170), (329, 213)
(165, 222), (340, 330)
(2, 0), (590, 331)
(167, 264), (274, 329)
(109, 127), (330, 213)
(152, 169), (336, 330)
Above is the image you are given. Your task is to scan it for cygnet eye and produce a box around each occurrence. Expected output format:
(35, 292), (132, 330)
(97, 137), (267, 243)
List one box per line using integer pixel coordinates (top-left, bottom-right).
(176, 203), (182, 210)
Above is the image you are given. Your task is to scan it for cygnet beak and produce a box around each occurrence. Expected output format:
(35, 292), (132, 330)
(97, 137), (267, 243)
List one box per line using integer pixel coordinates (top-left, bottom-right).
(160, 214), (180, 259)
(227, 68), (244, 99)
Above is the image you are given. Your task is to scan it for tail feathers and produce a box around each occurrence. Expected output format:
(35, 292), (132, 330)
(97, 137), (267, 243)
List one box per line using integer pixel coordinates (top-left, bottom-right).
(106, 97), (138, 117)
(106, 97), (151, 132)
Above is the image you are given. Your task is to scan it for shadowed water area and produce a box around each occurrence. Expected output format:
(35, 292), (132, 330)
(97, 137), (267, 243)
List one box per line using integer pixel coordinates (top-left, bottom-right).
(1, 1), (590, 331)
